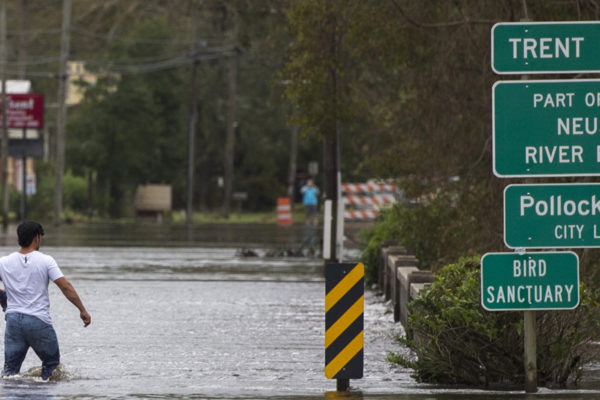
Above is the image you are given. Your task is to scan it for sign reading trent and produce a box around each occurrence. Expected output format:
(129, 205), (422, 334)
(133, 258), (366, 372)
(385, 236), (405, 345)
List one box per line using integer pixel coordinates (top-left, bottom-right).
(492, 22), (600, 74)
(493, 79), (600, 177)
(481, 252), (579, 311)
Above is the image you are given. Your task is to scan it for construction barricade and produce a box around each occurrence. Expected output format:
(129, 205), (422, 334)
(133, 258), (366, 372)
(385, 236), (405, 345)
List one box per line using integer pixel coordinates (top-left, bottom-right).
(342, 181), (398, 221)
(276, 197), (292, 226)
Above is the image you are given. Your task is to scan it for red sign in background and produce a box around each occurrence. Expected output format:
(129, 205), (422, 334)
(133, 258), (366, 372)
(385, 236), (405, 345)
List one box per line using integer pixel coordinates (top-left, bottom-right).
(0, 93), (44, 129)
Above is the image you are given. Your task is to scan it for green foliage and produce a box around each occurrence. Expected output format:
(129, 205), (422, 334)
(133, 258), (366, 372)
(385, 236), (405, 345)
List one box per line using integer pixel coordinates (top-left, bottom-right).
(63, 172), (88, 213)
(395, 183), (501, 270)
(394, 257), (600, 387)
(27, 162), (55, 221)
(27, 164), (89, 220)
(360, 208), (403, 285)
(361, 179), (503, 278)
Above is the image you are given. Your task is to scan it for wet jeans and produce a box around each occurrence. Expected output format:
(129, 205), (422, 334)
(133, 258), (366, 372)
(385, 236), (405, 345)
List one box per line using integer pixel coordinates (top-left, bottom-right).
(2, 312), (60, 380)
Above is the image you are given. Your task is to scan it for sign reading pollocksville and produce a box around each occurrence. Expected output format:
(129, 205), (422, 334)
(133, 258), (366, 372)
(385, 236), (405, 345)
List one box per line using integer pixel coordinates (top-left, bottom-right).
(504, 183), (600, 248)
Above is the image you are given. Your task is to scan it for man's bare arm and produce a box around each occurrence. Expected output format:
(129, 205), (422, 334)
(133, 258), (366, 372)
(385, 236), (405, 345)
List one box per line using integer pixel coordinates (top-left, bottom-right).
(54, 277), (91, 327)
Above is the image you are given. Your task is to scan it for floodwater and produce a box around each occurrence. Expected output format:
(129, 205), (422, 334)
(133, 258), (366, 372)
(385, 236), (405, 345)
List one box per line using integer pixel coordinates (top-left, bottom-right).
(0, 223), (597, 399)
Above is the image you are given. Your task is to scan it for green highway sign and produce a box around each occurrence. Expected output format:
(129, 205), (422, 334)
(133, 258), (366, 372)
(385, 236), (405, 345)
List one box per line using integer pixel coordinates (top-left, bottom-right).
(492, 22), (600, 74)
(504, 183), (600, 248)
(493, 79), (600, 177)
(481, 252), (579, 311)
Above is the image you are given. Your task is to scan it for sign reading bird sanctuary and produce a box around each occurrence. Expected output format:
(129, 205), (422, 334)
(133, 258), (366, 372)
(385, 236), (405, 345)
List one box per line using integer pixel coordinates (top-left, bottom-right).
(481, 252), (579, 311)
(504, 183), (600, 248)
(492, 22), (600, 74)
(493, 79), (600, 177)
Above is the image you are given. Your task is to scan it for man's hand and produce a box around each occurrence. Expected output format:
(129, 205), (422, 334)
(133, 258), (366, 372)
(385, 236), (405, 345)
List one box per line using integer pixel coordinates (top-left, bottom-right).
(0, 291), (6, 312)
(80, 310), (91, 327)
(54, 277), (91, 327)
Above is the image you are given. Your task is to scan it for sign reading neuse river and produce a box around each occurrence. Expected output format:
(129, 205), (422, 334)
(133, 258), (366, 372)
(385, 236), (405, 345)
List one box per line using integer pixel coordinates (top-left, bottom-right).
(493, 79), (600, 177)
(492, 22), (600, 74)
(481, 252), (579, 311)
(504, 183), (600, 248)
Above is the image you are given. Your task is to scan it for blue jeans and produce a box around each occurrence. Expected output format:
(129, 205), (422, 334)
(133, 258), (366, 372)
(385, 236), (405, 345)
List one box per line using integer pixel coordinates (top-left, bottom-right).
(3, 313), (60, 380)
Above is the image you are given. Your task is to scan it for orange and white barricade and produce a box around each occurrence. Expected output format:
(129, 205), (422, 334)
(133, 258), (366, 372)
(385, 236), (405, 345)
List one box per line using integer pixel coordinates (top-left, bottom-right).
(276, 197), (292, 225)
(342, 181), (398, 220)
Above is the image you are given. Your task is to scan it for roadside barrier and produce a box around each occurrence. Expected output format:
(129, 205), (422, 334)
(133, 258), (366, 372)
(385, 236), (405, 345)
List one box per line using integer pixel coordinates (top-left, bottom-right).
(276, 197), (292, 226)
(378, 242), (434, 327)
(342, 183), (396, 193)
(342, 182), (398, 220)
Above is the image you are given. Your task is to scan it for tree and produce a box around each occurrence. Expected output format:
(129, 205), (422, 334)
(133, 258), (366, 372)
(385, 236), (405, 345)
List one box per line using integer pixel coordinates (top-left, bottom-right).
(68, 17), (186, 217)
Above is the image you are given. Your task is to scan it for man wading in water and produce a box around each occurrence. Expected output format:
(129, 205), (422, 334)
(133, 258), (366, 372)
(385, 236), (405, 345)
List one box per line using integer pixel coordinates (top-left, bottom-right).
(0, 221), (91, 380)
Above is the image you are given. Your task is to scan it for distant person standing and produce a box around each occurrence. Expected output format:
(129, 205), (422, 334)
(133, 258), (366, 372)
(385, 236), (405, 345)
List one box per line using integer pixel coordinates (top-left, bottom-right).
(0, 221), (91, 380)
(300, 179), (320, 225)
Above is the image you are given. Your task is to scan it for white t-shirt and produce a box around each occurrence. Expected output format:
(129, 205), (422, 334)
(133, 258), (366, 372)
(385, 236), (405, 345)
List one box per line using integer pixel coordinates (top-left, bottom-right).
(0, 251), (64, 325)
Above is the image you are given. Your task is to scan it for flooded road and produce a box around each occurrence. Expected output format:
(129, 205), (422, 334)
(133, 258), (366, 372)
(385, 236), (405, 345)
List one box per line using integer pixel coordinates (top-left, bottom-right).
(0, 223), (597, 399)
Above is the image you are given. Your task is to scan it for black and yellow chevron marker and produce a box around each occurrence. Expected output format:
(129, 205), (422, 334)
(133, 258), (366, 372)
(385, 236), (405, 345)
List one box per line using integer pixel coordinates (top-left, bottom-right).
(325, 262), (364, 380)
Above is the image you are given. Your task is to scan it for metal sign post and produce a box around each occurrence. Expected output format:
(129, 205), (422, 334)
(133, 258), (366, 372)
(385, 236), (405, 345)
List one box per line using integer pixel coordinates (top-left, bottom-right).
(482, 251), (580, 393)
(490, 21), (592, 393)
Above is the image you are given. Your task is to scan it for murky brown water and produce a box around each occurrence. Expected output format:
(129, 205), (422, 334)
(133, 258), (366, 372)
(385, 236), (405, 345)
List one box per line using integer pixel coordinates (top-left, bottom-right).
(0, 223), (597, 399)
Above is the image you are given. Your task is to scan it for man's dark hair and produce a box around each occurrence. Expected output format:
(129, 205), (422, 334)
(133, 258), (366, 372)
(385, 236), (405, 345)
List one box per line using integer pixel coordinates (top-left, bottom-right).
(17, 221), (44, 248)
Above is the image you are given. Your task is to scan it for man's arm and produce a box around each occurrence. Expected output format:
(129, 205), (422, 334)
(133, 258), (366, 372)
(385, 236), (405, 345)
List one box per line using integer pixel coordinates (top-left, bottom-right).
(54, 277), (91, 327)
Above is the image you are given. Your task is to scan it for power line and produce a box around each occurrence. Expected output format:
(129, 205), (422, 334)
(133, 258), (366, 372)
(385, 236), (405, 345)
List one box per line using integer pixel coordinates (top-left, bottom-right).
(1, 45), (238, 78)
(70, 27), (230, 46)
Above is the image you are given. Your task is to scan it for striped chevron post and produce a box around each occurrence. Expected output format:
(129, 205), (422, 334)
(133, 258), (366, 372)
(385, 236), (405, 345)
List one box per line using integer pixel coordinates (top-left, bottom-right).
(325, 262), (364, 389)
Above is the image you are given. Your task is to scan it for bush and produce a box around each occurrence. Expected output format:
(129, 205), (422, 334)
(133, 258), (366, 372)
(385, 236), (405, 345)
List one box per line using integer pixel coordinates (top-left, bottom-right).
(63, 171), (88, 212)
(360, 207), (404, 285)
(361, 183), (501, 282)
(27, 161), (54, 221)
(392, 256), (600, 387)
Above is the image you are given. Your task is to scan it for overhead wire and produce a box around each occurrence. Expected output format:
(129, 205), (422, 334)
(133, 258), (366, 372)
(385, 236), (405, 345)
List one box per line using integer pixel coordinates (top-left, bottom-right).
(1, 22), (238, 78)
(2, 46), (238, 78)
(70, 27), (231, 47)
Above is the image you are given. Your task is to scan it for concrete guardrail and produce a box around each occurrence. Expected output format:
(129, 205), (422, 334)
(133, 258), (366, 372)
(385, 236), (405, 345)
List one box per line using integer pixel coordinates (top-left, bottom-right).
(378, 242), (435, 328)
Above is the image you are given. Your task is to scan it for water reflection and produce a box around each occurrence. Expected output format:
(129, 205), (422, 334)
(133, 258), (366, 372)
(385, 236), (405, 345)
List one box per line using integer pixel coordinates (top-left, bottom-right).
(0, 378), (53, 400)
(325, 391), (364, 399)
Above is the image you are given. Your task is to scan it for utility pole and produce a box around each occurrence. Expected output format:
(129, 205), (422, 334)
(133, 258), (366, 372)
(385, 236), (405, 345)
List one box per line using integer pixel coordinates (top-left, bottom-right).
(223, 51), (237, 219)
(323, 134), (339, 262)
(186, 0), (199, 226)
(186, 56), (199, 226)
(286, 124), (299, 198)
(54, 0), (71, 225)
(0, 0), (8, 232)
(324, 5), (341, 267)
(18, 0), (27, 79)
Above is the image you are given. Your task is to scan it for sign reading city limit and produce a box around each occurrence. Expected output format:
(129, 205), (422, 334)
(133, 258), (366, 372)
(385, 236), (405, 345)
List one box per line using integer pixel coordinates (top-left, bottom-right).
(493, 79), (600, 177)
(504, 183), (600, 248)
(492, 22), (600, 74)
(481, 252), (579, 311)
